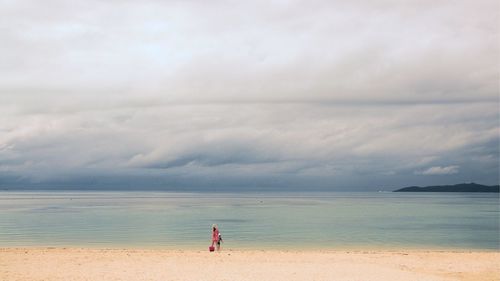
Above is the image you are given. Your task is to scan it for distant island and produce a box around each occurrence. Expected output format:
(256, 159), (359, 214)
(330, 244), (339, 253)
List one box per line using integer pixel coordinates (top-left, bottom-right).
(393, 183), (499, 193)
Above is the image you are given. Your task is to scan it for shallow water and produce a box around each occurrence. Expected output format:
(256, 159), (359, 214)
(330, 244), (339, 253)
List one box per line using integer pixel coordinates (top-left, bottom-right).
(0, 191), (498, 250)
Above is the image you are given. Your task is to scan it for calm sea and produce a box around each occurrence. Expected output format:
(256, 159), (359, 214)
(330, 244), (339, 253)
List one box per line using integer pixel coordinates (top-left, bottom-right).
(0, 191), (498, 250)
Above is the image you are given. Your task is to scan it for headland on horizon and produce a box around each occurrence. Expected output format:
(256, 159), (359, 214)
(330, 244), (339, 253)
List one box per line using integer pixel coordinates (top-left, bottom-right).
(393, 183), (499, 193)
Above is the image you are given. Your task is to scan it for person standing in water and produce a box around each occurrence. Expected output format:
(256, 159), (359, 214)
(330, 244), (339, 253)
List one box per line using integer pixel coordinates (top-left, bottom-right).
(211, 224), (221, 251)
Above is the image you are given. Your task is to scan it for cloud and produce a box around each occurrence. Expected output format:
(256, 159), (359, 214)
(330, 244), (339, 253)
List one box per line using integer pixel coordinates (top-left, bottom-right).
(416, 165), (460, 175)
(1, 0), (498, 103)
(1, 102), (497, 189)
(0, 0), (498, 190)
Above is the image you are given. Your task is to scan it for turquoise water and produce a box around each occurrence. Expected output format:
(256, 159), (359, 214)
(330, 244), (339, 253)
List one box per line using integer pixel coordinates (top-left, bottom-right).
(0, 191), (498, 250)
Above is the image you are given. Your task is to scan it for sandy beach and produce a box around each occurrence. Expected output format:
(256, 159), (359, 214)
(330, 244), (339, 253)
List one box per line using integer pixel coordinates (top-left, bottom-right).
(1, 248), (498, 281)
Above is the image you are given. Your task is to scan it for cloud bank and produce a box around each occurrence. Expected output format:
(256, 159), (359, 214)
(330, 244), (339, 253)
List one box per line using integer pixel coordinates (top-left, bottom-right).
(416, 165), (460, 175)
(0, 0), (498, 190)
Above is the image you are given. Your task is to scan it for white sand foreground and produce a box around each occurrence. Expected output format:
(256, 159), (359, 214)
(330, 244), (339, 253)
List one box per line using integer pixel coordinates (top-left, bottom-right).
(1, 248), (498, 281)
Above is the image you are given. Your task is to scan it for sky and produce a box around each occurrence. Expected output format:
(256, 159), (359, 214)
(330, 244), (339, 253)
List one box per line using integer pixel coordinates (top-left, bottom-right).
(0, 0), (498, 191)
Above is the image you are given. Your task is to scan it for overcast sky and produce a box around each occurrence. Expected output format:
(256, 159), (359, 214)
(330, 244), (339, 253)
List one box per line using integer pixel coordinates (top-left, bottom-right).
(0, 0), (498, 190)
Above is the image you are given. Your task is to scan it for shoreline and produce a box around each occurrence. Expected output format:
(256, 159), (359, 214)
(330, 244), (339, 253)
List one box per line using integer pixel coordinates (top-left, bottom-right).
(2, 242), (498, 252)
(2, 245), (499, 252)
(1, 247), (498, 281)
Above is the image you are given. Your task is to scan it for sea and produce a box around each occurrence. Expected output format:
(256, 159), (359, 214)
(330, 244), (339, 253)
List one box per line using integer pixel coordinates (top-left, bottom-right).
(0, 191), (498, 250)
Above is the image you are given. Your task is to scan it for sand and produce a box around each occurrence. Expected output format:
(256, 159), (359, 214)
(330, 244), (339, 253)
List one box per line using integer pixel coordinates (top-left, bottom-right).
(1, 248), (498, 281)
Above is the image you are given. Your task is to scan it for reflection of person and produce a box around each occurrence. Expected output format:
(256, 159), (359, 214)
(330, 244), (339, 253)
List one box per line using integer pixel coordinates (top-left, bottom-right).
(211, 224), (219, 249)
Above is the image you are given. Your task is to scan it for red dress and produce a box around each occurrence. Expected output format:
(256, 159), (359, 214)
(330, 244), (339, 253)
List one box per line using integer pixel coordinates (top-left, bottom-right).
(212, 229), (219, 243)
